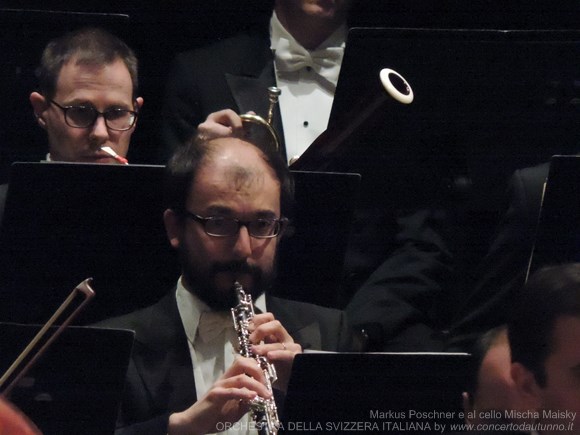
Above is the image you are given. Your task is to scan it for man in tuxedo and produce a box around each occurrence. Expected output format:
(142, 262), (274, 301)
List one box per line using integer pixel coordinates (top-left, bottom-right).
(191, 102), (454, 354)
(509, 263), (580, 435)
(0, 27), (143, 223)
(161, 0), (352, 163)
(164, 1), (453, 352)
(98, 134), (361, 434)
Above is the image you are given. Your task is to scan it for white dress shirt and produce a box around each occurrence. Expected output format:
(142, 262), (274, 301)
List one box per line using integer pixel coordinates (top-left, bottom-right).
(270, 12), (347, 163)
(176, 277), (266, 434)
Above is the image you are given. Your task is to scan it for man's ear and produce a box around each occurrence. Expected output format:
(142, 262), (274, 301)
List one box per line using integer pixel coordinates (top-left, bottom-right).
(511, 362), (543, 411)
(135, 97), (144, 111)
(461, 391), (474, 423)
(164, 209), (182, 249)
(29, 92), (48, 128)
(132, 97), (144, 128)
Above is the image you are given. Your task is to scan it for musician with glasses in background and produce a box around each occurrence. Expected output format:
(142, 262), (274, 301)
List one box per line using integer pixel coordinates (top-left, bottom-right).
(29, 26), (142, 164)
(0, 27), (143, 221)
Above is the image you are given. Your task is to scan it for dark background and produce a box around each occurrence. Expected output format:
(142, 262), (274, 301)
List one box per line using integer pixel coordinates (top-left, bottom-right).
(2, 0), (580, 181)
(1, 0), (580, 322)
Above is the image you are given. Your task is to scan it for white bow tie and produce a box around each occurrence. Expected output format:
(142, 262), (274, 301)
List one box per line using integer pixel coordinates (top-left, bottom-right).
(275, 39), (343, 85)
(197, 311), (233, 343)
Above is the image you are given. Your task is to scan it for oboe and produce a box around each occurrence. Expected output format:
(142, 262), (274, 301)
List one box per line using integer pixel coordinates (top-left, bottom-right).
(231, 282), (280, 435)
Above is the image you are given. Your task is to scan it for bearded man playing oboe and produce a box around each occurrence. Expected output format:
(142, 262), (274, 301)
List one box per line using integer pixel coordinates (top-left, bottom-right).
(98, 130), (361, 435)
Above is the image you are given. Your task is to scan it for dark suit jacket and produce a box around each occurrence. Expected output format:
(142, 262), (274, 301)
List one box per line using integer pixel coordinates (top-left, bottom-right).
(161, 31), (286, 161)
(345, 207), (453, 351)
(97, 291), (361, 434)
(448, 162), (548, 351)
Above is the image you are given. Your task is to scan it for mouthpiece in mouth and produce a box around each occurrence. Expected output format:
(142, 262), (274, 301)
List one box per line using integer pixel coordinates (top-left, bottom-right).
(101, 146), (128, 165)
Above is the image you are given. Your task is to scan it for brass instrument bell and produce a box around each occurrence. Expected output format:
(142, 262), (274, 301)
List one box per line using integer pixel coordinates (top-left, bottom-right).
(240, 86), (282, 152)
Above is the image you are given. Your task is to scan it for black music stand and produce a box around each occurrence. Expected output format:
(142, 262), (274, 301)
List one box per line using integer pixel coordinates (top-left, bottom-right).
(282, 352), (473, 434)
(527, 155), (580, 276)
(0, 162), (178, 325)
(275, 170), (360, 307)
(0, 323), (134, 435)
(294, 28), (580, 312)
(296, 27), (580, 203)
(0, 163), (359, 326)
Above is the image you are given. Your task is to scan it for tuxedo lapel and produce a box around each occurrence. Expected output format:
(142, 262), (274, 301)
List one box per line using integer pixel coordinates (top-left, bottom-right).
(165, 352), (198, 412)
(226, 68), (273, 116)
(225, 48), (287, 160)
(132, 293), (198, 413)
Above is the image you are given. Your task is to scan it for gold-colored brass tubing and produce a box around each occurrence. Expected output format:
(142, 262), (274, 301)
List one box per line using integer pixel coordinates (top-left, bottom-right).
(240, 113), (281, 152)
(240, 86), (282, 153)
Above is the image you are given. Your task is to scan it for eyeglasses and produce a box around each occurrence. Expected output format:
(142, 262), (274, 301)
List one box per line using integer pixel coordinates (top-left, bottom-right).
(49, 100), (138, 131)
(183, 211), (288, 239)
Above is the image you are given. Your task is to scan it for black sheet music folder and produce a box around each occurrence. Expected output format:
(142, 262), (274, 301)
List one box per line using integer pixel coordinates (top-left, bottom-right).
(0, 163), (359, 322)
(296, 27), (580, 208)
(275, 170), (360, 307)
(0, 162), (179, 325)
(282, 352), (473, 434)
(302, 27), (580, 307)
(0, 323), (134, 435)
(527, 155), (580, 276)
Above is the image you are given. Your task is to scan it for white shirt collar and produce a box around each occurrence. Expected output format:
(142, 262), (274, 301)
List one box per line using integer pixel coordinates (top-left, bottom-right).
(176, 276), (207, 345)
(176, 276), (267, 345)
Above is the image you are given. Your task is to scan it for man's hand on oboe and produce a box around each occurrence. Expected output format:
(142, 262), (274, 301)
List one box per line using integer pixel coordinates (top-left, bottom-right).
(249, 312), (303, 393)
(167, 357), (270, 435)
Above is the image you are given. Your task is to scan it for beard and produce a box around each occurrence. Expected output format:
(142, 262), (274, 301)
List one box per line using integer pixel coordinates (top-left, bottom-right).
(180, 253), (276, 311)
